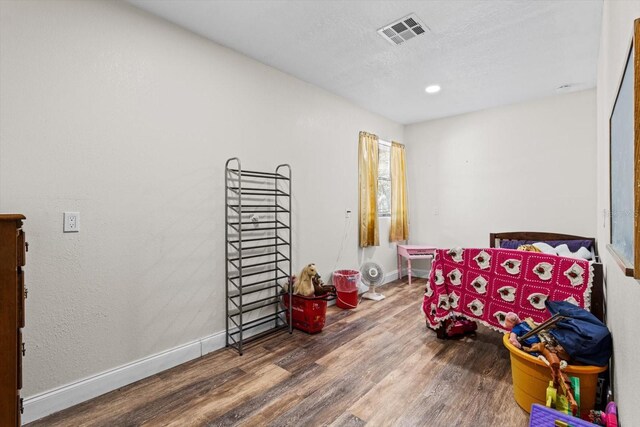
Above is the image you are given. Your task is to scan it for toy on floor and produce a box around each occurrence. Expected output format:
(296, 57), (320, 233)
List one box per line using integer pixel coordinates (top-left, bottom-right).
(435, 316), (477, 339)
(446, 317), (477, 337)
(589, 401), (618, 427)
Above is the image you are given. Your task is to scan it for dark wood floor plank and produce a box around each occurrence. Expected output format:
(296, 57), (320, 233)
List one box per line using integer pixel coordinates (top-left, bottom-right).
(274, 317), (377, 375)
(26, 279), (529, 427)
(205, 362), (327, 426)
(265, 368), (376, 427)
(148, 363), (290, 427)
(328, 413), (367, 427)
(110, 367), (247, 427)
(394, 326), (528, 427)
(348, 336), (446, 425)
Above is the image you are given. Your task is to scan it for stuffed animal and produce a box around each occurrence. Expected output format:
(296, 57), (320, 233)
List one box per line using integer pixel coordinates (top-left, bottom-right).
(517, 244), (542, 253)
(312, 273), (335, 296)
(293, 263), (317, 297)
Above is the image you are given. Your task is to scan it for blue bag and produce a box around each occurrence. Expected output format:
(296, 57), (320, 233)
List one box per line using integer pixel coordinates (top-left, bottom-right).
(545, 300), (612, 367)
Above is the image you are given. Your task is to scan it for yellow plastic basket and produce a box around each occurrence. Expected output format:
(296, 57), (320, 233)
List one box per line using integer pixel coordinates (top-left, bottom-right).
(502, 334), (607, 417)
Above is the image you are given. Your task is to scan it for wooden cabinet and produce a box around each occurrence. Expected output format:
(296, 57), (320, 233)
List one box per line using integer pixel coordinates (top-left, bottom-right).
(0, 215), (26, 426)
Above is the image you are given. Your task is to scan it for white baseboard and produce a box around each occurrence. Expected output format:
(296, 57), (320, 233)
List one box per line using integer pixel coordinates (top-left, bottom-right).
(371, 269), (429, 286)
(200, 330), (227, 355)
(22, 330), (227, 424)
(384, 270), (401, 283)
(411, 268), (431, 279)
(391, 268), (431, 281)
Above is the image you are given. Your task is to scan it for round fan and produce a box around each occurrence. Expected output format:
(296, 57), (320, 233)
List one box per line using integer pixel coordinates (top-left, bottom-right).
(361, 262), (385, 301)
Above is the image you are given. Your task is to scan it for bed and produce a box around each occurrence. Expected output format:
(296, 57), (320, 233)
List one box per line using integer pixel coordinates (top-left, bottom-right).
(489, 232), (604, 323)
(422, 231), (605, 335)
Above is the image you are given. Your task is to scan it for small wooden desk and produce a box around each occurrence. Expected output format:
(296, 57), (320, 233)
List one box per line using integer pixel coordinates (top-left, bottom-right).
(397, 244), (436, 286)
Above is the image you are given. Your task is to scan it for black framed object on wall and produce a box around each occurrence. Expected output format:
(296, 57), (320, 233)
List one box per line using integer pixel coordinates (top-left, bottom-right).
(609, 19), (640, 279)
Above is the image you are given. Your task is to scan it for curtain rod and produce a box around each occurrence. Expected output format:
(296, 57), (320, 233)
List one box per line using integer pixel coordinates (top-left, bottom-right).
(361, 131), (402, 147)
(378, 139), (404, 147)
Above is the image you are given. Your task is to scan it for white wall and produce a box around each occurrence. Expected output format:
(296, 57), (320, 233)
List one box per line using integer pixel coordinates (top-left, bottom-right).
(0, 0), (403, 414)
(3, 0), (621, 423)
(596, 2), (640, 424)
(404, 90), (597, 248)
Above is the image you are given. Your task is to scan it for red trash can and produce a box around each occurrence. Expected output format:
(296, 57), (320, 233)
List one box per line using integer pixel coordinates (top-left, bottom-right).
(332, 270), (360, 309)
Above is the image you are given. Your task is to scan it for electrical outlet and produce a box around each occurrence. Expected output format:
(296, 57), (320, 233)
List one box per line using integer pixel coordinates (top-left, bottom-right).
(64, 212), (80, 232)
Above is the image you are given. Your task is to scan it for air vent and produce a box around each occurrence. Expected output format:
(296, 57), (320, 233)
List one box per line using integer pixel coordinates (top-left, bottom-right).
(377, 13), (429, 46)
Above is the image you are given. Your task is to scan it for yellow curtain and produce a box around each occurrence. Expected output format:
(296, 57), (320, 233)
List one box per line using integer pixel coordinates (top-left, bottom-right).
(358, 131), (379, 247)
(390, 142), (409, 242)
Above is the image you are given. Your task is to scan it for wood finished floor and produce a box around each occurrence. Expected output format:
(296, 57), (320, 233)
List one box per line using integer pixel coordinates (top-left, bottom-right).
(28, 279), (529, 427)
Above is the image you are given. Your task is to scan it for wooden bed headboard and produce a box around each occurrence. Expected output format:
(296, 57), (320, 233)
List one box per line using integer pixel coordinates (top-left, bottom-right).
(489, 231), (598, 256)
(489, 231), (604, 322)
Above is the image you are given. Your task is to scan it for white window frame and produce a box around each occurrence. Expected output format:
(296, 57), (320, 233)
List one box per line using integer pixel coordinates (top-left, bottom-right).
(377, 139), (392, 218)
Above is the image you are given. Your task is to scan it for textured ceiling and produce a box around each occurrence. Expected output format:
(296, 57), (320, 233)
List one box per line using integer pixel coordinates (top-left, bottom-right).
(127, 0), (603, 125)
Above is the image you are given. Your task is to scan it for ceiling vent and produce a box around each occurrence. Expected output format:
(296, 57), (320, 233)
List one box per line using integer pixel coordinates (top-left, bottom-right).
(377, 13), (429, 46)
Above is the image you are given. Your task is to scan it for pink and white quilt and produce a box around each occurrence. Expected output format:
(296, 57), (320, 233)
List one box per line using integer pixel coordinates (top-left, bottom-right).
(421, 248), (594, 333)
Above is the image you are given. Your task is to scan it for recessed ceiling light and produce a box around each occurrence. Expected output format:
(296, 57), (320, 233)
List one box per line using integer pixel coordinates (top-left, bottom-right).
(425, 85), (441, 94)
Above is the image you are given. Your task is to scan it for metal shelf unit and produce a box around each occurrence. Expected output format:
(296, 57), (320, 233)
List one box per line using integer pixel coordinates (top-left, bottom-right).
(225, 158), (292, 355)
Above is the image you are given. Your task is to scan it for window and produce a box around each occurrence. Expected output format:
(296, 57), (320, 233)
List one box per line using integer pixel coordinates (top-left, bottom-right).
(377, 141), (391, 217)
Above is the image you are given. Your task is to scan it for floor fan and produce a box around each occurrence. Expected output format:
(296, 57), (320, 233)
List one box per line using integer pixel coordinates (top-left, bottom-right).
(361, 262), (385, 301)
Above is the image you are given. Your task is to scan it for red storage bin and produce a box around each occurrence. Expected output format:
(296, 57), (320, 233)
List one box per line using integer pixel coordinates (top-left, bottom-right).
(282, 294), (328, 334)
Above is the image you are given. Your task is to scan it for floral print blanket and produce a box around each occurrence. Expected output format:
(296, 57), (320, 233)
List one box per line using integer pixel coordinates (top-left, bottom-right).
(421, 248), (593, 333)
